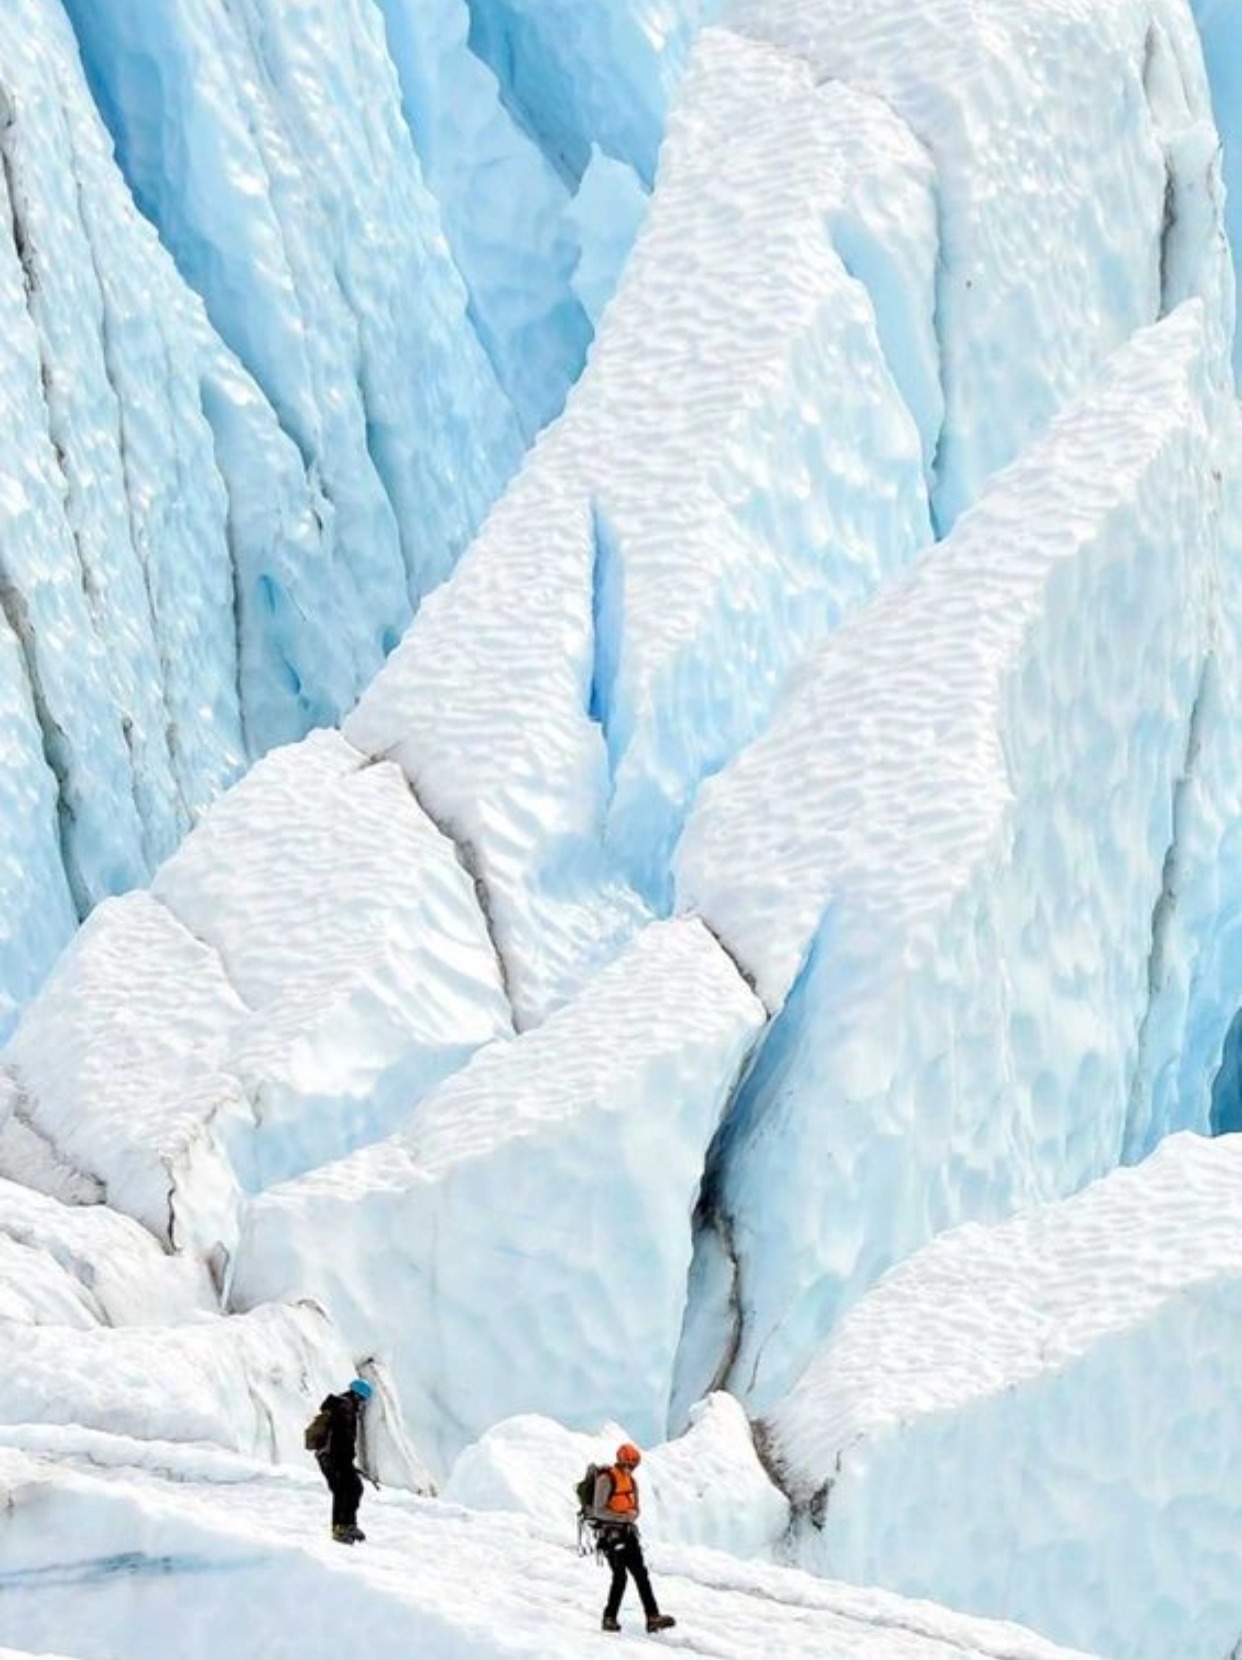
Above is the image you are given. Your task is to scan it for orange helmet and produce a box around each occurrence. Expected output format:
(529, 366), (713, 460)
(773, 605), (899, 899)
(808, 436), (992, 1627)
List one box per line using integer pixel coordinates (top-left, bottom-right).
(615, 1442), (642, 1468)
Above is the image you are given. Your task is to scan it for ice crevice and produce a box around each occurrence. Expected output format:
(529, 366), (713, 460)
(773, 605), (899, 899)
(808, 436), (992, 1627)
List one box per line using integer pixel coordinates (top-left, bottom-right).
(0, 565), (82, 916)
(362, 749), (519, 1029)
(0, 1071), (106, 1206)
(1124, 641), (1216, 1163)
(0, 86), (90, 917)
(1144, 16), (1229, 344)
(68, 139), (193, 842)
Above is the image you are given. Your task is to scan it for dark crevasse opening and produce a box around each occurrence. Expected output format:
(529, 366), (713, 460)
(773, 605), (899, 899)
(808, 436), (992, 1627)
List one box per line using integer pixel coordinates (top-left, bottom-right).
(1210, 1006), (1242, 1134)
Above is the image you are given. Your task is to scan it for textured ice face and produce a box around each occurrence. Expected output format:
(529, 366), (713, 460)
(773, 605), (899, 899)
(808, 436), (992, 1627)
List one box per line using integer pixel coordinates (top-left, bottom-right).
(727, 0), (1231, 526)
(231, 919), (764, 1477)
(1192, 0), (1242, 381)
(676, 304), (1237, 1410)
(0, 729), (514, 1256)
(764, 1132), (1242, 1660)
(346, 26), (936, 1022)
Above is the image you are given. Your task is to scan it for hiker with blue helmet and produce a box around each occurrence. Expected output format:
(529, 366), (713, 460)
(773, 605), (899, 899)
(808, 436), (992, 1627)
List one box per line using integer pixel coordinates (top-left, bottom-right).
(305, 1377), (374, 1544)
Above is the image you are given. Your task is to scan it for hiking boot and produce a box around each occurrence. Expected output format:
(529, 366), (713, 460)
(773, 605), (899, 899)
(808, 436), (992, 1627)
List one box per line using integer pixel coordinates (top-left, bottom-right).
(346, 1524), (366, 1542)
(331, 1525), (355, 1545)
(601, 1615), (621, 1632)
(646, 1614), (676, 1633)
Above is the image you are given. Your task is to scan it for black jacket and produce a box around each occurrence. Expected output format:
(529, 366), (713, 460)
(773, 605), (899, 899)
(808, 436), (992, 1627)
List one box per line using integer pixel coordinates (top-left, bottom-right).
(317, 1391), (361, 1471)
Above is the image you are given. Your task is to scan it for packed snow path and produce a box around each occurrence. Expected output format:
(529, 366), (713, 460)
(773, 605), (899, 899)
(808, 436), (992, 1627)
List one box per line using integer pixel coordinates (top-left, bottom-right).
(0, 1440), (1106, 1660)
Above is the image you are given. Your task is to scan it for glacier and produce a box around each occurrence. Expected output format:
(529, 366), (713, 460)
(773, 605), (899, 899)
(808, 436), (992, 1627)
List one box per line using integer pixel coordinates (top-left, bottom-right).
(2, 0), (1242, 1657)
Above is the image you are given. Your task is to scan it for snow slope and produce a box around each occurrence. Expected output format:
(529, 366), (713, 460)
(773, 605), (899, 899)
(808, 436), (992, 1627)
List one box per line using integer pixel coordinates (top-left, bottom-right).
(0, 1439), (1111, 1660)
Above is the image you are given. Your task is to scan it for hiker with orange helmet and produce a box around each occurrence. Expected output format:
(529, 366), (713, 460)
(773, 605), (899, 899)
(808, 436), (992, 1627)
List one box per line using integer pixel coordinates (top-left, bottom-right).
(590, 1442), (676, 1634)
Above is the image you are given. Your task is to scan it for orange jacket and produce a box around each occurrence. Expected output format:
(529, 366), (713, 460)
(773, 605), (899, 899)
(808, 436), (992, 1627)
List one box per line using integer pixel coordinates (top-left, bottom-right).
(593, 1464), (640, 1523)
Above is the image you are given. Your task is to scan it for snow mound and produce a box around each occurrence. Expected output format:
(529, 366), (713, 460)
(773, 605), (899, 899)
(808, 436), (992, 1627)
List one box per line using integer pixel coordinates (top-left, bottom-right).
(676, 303), (1236, 1408)
(0, 1302), (352, 1466)
(765, 1130), (1242, 1660)
(1, 892), (250, 1258)
(232, 919), (763, 1476)
(444, 1392), (789, 1559)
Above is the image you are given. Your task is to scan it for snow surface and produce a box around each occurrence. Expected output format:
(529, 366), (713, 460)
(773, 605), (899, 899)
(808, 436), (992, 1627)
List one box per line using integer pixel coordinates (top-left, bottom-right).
(764, 1131), (1242, 1660)
(232, 920), (764, 1476)
(0, 1439), (1109, 1660)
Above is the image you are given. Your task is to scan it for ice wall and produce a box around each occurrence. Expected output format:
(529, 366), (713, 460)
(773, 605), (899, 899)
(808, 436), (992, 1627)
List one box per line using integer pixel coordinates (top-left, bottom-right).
(372, 0), (591, 435)
(0, 731), (513, 1257)
(0, 0), (523, 1040)
(464, 0), (712, 186)
(1193, 0), (1242, 382)
(764, 1132), (1242, 1660)
(232, 920), (763, 1477)
(676, 304), (1237, 1409)
(726, 0), (1233, 528)
(61, 0), (524, 606)
(345, 26), (936, 1022)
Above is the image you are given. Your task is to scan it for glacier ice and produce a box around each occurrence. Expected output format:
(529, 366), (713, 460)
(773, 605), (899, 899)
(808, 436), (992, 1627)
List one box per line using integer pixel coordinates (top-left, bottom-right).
(464, 0), (710, 186)
(562, 146), (649, 329)
(346, 24), (936, 1016)
(726, 0), (1233, 527)
(764, 1131), (1242, 1660)
(676, 303), (1238, 1408)
(370, 0), (591, 436)
(61, 0), (524, 605)
(0, 1175), (213, 1327)
(1193, 0), (1242, 381)
(0, 1), (1241, 1656)
(150, 729), (514, 1191)
(0, 728), (514, 1255)
(232, 919), (764, 1477)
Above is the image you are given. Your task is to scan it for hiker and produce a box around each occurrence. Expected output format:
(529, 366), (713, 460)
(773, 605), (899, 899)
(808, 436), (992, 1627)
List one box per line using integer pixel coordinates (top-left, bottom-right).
(308, 1377), (373, 1544)
(590, 1442), (675, 1634)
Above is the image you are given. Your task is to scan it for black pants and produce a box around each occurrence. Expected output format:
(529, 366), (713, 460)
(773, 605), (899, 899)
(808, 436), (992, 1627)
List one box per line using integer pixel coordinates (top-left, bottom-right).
(319, 1457), (363, 1530)
(601, 1527), (659, 1621)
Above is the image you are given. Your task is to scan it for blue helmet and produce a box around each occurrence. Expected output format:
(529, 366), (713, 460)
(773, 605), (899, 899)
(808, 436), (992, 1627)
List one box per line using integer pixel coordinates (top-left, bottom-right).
(349, 1377), (374, 1401)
